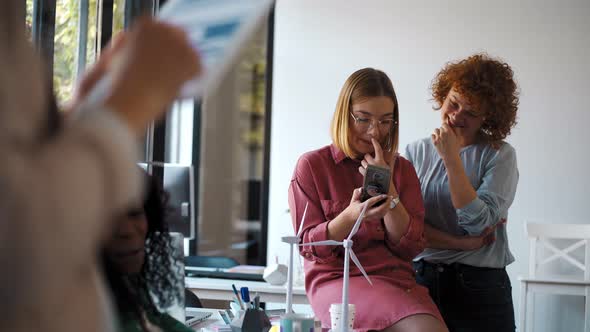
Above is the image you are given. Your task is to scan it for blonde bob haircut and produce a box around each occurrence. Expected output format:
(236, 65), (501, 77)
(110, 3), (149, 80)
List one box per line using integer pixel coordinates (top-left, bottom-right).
(330, 68), (399, 159)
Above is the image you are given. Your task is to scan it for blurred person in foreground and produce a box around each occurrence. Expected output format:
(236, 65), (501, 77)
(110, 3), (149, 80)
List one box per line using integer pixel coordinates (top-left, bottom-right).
(0, 0), (200, 331)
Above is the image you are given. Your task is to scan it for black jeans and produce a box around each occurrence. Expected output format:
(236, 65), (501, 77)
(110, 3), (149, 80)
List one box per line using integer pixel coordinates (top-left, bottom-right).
(414, 260), (515, 332)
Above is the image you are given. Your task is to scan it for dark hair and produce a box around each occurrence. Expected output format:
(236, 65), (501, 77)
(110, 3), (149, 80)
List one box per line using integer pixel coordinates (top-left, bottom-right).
(102, 172), (184, 330)
(431, 53), (519, 143)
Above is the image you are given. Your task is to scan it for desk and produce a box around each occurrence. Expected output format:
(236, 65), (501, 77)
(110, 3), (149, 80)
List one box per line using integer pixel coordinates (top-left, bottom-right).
(185, 277), (309, 304)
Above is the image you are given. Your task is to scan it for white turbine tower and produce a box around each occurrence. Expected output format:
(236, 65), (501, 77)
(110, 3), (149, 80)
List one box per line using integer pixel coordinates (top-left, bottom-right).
(300, 203), (372, 332)
(281, 202), (308, 314)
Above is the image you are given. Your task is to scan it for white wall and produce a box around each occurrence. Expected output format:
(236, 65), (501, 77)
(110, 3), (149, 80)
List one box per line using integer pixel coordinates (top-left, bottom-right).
(267, 0), (590, 330)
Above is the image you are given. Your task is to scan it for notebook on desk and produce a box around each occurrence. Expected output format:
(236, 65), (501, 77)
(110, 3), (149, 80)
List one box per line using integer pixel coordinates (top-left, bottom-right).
(185, 266), (265, 282)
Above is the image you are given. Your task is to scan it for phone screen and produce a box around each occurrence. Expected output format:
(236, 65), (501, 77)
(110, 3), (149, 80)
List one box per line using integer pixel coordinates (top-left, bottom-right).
(360, 164), (391, 203)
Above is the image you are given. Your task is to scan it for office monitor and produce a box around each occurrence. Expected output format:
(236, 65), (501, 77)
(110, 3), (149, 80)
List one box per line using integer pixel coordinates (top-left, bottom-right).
(139, 162), (195, 240)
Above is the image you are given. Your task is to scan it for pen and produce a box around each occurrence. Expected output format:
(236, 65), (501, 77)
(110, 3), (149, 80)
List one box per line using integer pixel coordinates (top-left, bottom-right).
(232, 284), (245, 310)
(240, 287), (251, 308)
(253, 295), (260, 310)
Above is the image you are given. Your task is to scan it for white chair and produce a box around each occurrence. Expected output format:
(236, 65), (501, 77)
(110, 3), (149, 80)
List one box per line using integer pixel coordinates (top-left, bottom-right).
(519, 223), (590, 332)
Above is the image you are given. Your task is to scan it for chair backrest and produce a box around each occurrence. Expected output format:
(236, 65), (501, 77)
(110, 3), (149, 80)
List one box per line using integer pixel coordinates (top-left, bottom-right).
(526, 223), (590, 280)
(184, 289), (203, 308)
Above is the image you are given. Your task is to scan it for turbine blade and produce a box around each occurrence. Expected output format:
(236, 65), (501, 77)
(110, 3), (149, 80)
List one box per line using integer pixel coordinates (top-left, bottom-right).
(296, 202), (309, 238)
(299, 240), (342, 246)
(350, 250), (373, 286)
(348, 202), (368, 240)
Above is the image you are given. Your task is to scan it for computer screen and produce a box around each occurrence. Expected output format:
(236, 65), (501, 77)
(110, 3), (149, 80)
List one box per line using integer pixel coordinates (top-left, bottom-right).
(139, 162), (195, 240)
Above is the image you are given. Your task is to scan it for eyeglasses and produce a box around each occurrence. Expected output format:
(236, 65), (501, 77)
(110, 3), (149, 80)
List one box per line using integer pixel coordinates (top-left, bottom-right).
(350, 112), (397, 131)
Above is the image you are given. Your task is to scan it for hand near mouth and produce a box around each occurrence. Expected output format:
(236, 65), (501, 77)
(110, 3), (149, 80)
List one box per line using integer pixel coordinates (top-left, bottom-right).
(358, 138), (399, 197)
(432, 121), (461, 162)
(360, 138), (395, 170)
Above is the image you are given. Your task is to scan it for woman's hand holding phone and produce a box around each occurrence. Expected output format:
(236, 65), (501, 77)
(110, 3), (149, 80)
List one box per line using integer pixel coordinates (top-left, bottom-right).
(358, 138), (399, 198)
(345, 188), (391, 222)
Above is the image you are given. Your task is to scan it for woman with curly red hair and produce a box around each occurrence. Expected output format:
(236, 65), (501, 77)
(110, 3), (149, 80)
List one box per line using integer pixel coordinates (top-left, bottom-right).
(405, 53), (519, 332)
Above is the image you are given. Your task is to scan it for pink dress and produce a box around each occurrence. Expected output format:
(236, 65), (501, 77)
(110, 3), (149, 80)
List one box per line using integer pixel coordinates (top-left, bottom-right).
(288, 145), (444, 331)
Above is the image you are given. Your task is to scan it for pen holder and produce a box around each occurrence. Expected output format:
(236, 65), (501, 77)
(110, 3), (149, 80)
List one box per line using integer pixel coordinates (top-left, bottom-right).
(230, 308), (271, 332)
(230, 301), (243, 318)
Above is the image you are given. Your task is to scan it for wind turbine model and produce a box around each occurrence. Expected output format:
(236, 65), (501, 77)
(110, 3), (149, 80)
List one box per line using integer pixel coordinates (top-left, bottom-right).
(281, 202), (308, 314)
(300, 203), (372, 332)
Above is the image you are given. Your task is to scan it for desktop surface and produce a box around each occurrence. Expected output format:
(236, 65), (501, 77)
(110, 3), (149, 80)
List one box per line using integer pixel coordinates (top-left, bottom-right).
(185, 266), (265, 282)
(185, 276), (308, 305)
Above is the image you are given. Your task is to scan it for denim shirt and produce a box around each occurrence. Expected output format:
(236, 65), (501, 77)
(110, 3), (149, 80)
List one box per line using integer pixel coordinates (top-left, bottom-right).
(405, 137), (519, 268)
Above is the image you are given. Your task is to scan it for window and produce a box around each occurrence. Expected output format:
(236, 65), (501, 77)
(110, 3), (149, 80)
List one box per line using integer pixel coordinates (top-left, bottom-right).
(28, 0), (274, 266)
(26, 0), (34, 40)
(113, 0), (125, 33)
(162, 100), (193, 165)
(53, 0), (81, 104)
(52, 0), (121, 107)
(84, 0), (99, 72)
(236, 25), (269, 265)
(194, 19), (271, 265)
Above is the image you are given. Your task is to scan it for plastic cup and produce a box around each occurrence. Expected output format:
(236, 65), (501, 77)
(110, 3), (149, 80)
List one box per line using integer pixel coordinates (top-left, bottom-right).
(329, 303), (355, 331)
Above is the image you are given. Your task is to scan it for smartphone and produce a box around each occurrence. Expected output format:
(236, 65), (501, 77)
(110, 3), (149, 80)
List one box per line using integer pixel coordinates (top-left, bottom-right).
(360, 164), (391, 203)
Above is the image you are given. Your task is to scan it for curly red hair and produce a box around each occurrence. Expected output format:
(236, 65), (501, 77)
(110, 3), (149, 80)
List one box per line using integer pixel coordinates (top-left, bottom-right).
(431, 53), (519, 143)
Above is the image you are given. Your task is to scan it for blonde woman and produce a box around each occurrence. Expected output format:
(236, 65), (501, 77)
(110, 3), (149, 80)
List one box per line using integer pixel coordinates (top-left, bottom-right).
(289, 68), (447, 332)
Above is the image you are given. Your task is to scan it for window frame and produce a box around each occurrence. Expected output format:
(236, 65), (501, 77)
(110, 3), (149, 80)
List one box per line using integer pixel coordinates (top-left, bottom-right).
(27, 0), (275, 267)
